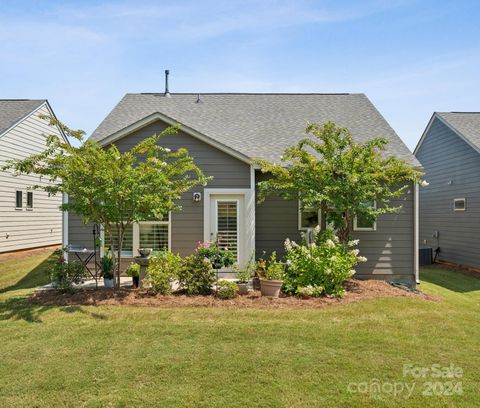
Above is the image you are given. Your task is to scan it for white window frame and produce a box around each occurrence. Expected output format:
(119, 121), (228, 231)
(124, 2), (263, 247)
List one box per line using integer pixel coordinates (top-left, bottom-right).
(454, 198), (466, 211)
(354, 201), (377, 232)
(298, 201), (322, 230)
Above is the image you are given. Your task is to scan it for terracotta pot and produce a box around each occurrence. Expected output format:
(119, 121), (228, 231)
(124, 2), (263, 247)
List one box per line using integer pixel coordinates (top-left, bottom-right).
(260, 279), (283, 298)
(252, 277), (261, 291)
(237, 282), (249, 295)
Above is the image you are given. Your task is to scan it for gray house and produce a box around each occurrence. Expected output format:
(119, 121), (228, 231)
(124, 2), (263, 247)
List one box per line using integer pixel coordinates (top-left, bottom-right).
(415, 112), (480, 268)
(0, 100), (65, 253)
(67, 93), (420, 285)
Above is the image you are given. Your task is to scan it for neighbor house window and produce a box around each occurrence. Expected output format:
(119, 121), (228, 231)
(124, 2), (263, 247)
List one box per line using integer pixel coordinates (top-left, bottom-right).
(354, 201), (377, 231)
(15, 191), (22, 208)
(27, 192), (33, 209)
(454, 198), (466, 211)
(298, 201), (321, 230)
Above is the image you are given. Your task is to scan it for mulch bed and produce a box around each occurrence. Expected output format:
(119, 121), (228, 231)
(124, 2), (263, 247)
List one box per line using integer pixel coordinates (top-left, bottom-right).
(31, 279), (437, 309)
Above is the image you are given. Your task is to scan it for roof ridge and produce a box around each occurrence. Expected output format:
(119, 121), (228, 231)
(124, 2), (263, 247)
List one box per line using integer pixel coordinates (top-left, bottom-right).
(133, 92), (358, 96)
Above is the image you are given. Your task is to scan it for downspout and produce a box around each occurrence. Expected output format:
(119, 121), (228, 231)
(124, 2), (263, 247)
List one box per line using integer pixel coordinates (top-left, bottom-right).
(62, 193), (69, 261)
(414, 183), (420, 285)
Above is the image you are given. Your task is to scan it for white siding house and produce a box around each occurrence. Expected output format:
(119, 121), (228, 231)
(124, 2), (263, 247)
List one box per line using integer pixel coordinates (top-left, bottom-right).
(0, 100), (65, 253)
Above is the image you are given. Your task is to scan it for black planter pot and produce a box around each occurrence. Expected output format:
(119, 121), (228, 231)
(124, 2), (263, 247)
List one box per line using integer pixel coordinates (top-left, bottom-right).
(132, 276), (140, 288)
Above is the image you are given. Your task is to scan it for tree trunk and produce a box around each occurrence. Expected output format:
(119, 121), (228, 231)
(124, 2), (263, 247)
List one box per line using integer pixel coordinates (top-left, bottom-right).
(116, 228), (124, 290)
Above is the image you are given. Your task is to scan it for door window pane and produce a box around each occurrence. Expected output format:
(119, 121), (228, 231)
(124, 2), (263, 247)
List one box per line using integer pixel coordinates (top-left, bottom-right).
(217, 201), (238, 258)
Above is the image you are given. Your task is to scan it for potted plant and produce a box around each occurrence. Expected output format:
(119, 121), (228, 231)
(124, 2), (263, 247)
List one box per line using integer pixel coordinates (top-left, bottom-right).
(126, 262), (140, 288)
(257, 252), (285, 298)
(253, 256), (267, 291)
(195, 241), (236, 269)
(100, 249), (115, 288)
(233, 252), (255, 295)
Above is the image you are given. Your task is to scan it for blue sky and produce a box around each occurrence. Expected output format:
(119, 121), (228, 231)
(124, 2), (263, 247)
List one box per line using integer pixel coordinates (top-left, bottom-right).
(0, 0), (479, 150)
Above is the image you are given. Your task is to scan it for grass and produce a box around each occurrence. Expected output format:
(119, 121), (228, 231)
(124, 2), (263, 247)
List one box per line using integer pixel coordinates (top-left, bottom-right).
(1, 251), (479, 407)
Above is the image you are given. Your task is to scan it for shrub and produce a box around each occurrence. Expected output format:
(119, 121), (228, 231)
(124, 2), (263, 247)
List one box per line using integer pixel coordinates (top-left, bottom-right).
(195, 241), (235, 269)
(126, 263), (140, 277)
(216, 280), (238, 300)
(256, 252), (284, 280)
(50, 250), (88, 291)
(177, 255), (216, 295)
(283, 227), (366, 297)
(146, 251), (182, 295)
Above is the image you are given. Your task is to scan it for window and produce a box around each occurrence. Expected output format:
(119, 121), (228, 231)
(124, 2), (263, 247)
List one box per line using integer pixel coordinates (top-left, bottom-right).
(454, 198), (466, 211)
(110, 224), (134, 257)
(15, 191), (22, 209)
(354, 201), (377, 231)
(27, 192), (33, 209)
(139, 222), (169, 254)
(298, 202), (321, 230)
(106, 214), (170, 257)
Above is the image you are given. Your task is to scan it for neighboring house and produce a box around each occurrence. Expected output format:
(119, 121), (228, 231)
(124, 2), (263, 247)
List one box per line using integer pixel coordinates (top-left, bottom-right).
(0, 99), (66, 253)
(67, 92), (421, 285)
(415, 112), (480, 268)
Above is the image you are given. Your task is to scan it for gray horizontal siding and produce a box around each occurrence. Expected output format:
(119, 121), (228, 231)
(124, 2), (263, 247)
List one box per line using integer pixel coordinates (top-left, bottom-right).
(416, 117), (480, 267)
(255, 171), (414, 283)
(68, 119), (251, 257)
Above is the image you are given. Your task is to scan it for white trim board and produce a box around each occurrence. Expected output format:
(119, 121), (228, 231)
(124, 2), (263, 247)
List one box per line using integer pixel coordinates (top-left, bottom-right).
(97, 112), (252, 165)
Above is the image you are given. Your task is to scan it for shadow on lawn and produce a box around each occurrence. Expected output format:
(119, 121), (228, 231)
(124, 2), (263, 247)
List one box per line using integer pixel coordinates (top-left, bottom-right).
(0, 296), (107, 323)
(421, 266), (480, 293)
(0, 255), (55, 294)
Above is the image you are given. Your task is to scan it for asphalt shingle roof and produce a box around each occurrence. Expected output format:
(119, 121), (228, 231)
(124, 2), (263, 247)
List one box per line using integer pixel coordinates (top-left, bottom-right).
(0, 99), (46, 136)
(90, 93), (419, 166)
(436, 112), (480, 151)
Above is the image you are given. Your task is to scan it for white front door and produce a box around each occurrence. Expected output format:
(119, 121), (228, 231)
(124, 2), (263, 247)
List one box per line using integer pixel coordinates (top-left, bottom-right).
(208, 194), (245, 266)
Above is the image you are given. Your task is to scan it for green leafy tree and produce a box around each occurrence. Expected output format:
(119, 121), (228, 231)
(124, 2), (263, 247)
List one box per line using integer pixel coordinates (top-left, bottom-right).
(5, 117), (210, 288)
(255, 122), (422, 243)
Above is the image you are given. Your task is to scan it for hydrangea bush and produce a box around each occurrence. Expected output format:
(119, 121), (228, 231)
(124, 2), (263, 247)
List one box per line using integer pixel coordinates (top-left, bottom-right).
(283, 227), (367, 297)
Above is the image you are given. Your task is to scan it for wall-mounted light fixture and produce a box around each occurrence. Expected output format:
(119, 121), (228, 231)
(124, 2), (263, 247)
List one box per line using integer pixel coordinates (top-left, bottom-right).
(193, 192), (202, 202)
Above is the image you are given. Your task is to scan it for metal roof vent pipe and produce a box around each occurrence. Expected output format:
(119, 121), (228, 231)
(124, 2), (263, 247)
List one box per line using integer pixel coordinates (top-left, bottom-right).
(164, 69), (171, 97)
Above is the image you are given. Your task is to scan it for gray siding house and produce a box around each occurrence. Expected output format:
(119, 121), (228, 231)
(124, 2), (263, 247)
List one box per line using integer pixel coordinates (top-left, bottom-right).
(0, 100), (65, 253)
(415, 112), (480, 268)
(67, 93), (420, 285)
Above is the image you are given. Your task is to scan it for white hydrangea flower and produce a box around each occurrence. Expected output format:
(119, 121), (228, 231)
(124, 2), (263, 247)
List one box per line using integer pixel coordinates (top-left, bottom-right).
(325, 268), (331, 275)
(350, 249), (360, 256)
(350, 269), (357, 276)
(284, 238), (292, 251)
(358, 256), (368, 262)
(164, 148), (171, 152)
(331, 255), (337, 261)
(333, 235), (339, 243)
(291, 240), (298, 248)
(326, 239), (335, 247)
(348, 239), (359, 247)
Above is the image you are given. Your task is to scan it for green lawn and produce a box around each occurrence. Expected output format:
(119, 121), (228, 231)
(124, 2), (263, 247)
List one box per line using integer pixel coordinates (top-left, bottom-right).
(1, 251), (479, 407)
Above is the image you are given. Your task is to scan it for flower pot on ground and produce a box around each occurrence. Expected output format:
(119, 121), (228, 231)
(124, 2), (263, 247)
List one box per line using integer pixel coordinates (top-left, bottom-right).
(100, 250), (115, 289)
(260, 279), (283, 297)
(257, 252), (285, 298)
(232, 253), (255, 295)
(126, 263), (141, 288)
